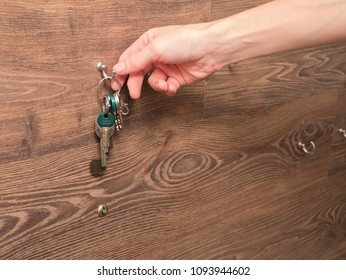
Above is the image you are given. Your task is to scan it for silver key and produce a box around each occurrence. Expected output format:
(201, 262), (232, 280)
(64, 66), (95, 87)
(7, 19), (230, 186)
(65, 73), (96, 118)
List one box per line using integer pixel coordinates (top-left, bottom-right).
(107, 92), (128, 130)
(95, 112), (115, 168)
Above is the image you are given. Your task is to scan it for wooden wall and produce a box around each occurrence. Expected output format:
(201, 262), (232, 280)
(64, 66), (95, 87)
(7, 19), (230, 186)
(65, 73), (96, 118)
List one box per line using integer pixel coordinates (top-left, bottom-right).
(0, 0), (345, 259)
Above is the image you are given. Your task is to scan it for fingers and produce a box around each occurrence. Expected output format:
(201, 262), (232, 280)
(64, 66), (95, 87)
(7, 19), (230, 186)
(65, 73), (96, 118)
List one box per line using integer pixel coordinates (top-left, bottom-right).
(112, 44), (155, 93)
(112, 30), (155, 91)
(148, 68), (181, 96)
(112, 58), (154, 94)
(148, 68), (168, 92)
(111, 74), (127, 91)
(113, 45), (155, 75)
(111, 26), (182, 98)
(127, 71), (145, 99)
(112, 68), (181, 99)
(166, 77), (180, 96)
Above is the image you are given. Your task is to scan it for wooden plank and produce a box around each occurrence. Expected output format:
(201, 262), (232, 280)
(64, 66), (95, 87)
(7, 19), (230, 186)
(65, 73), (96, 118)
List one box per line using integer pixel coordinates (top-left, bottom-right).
(0, 0), (345, 260)
(210, 0), (269, 20)
(0, 92), (338, 259)
(0, 0), (209, 259)
(0, 0), (210, 164)
(0, 0), (210, 69)
(328, 91), (346, 177)
(204, 44), (346, 118)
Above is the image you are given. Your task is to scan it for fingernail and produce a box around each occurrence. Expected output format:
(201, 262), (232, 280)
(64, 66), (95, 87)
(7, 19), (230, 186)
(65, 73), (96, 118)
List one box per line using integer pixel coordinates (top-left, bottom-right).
(158, 80), (167, 91)
(111, 80), (119, 90)
(168, 84), (176, 94)
(113, 62), (125, 73)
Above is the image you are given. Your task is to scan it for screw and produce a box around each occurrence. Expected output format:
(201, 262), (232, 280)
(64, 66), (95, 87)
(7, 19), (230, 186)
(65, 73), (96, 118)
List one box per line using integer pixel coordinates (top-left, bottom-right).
(97, 204), (108, 217)
(96, 62), (106, 71)
(96, 62), (108, 79)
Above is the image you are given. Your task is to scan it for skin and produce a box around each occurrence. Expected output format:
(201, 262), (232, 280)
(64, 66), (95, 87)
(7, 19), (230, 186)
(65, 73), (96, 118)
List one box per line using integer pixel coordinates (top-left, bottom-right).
(112, 0), (346, 99)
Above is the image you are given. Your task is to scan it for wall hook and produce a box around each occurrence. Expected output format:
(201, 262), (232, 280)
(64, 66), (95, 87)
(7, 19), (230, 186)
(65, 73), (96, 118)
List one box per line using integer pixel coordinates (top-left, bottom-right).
(298, 141), (316, 155)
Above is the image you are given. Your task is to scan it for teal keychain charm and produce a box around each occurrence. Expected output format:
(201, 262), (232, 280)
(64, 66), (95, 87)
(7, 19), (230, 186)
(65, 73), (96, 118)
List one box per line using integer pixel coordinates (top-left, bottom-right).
(108, 93), (117, 111)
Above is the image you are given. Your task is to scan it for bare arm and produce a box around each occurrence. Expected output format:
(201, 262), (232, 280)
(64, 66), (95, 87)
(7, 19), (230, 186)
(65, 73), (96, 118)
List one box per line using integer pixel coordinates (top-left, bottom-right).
(207, 0), (346, 65)
(113, 0), (346, 99)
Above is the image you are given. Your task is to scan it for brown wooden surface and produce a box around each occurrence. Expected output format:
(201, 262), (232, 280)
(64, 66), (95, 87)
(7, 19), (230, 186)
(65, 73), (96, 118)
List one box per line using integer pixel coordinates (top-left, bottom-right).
(0, 0), (345, 259)
(328, 92), (346, 177)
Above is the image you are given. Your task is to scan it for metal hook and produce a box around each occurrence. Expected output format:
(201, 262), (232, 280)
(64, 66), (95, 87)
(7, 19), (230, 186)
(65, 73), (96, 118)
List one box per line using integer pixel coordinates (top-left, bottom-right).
(298, 141), (316, 155)
(121, 102), (129, 115)
(98, 76), (122, 98)
(339, 128), (346, 138)
(96, 62), (108, 79)
(97, 62), (122, 98)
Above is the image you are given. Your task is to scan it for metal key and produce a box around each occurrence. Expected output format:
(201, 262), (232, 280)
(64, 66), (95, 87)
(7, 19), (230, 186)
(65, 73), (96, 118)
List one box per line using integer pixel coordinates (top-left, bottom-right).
(107, 92), (127, 130)
(107, 93), (122, 130)
(95, 112), (115, 168)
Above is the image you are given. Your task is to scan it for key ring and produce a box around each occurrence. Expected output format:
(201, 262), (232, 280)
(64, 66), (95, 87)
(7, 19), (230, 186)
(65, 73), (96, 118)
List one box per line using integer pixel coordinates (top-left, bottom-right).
(97, 62), (122, 98)
(98, 75), (122, 98)
(114, 92), (129, 115)
(121, 101), (129, 115)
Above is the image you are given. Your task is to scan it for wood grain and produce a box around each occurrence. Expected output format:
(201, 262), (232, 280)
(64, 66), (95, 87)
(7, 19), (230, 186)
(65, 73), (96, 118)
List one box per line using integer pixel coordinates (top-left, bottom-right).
(328, 91), (346, 177)
(210, 0), (269, 20)
(204, 44), (346, 118)
(1, 0), (346, 260)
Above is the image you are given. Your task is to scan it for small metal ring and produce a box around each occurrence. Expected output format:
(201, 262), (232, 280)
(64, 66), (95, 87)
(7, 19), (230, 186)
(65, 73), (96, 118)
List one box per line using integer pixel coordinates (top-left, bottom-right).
(98, 76), (122, 98)
(298, 141), (316, 155)
(339, 128), (346, 138)
(112, 76), (122, 94)
(121, 103), (129, 115)
(113, 92), (129, 115)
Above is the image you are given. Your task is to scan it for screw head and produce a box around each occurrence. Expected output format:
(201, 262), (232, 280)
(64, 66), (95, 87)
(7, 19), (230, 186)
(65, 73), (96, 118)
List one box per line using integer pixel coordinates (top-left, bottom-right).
(96, 62), (106, 71)
(97, 204), (108, 217)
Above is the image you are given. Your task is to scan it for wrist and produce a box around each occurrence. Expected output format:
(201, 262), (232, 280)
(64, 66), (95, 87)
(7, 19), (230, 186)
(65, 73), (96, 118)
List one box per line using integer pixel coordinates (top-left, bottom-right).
(201, 17), (254, 68)
(202, 0), (346, 67)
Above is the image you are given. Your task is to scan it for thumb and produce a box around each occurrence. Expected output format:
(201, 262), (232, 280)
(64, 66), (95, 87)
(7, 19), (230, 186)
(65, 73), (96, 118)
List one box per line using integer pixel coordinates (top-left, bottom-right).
(113, 46), (155, 75)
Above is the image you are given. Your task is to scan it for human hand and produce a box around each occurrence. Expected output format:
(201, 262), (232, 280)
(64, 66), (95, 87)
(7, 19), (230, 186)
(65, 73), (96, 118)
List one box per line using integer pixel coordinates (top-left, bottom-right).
(112, 0), (346, 99)
(112, 23), (225, 99)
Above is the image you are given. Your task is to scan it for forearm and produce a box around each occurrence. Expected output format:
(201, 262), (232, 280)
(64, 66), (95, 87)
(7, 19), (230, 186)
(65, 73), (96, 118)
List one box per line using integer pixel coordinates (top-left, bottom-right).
(207, 0), (346, 66)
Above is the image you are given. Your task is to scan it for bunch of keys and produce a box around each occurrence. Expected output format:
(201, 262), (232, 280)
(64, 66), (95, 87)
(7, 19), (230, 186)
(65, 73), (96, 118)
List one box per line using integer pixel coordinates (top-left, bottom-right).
(95, 62), (129, 168)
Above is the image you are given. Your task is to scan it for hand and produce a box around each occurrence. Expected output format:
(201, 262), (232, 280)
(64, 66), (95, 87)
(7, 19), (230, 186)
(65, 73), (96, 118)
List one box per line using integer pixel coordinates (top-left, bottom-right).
(112, 0), (346, 99)
(112, 23), (224, 99)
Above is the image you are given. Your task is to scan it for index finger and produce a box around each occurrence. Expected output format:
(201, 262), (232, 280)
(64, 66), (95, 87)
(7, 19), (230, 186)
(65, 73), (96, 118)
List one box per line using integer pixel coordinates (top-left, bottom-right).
(112, 30), (154, 88)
